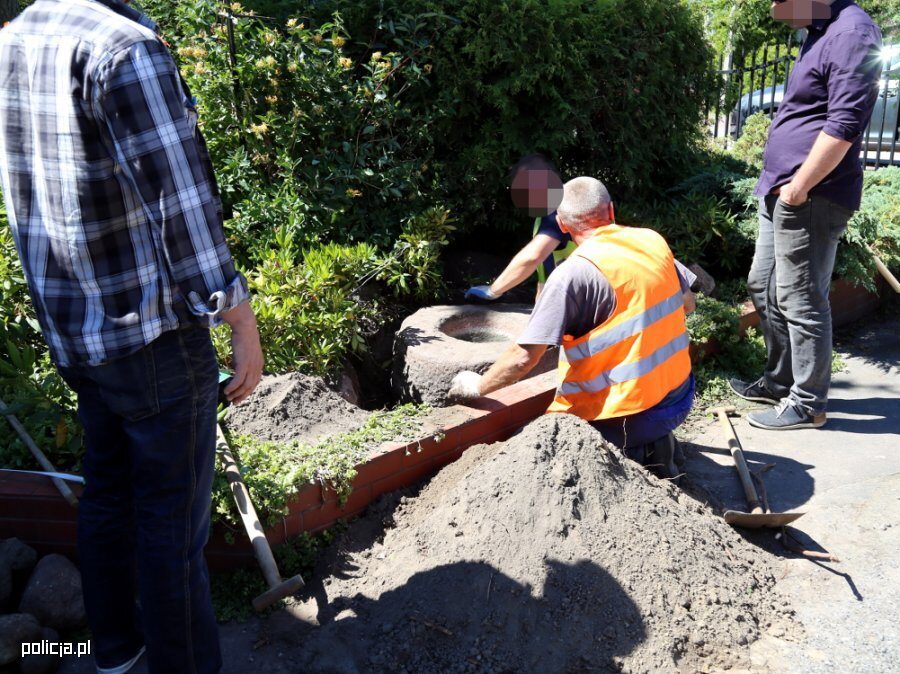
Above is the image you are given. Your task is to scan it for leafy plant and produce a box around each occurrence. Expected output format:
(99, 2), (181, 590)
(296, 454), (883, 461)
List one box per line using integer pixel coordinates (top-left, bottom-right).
(686, 293), (767, 407)
(144, 0), (438, 259)
(212, 208), (453, 377)
(837, 167), (900, 291)
(624, 192), (752, 273)
(315, 0), (716, 232)
(210, 528), (342, 622)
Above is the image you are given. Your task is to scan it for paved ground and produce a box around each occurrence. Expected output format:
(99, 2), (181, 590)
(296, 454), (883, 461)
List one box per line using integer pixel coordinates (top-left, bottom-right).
(57, 309), (899, 673)
(680, 310), (900, 673)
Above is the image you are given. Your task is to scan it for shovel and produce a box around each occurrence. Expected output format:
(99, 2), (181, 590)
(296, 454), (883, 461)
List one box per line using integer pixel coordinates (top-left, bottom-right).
(866, 244), (900, 294)
(216, 425), (304, 611)
(0, 397), (79, 507)
(710, 406), (804, 529)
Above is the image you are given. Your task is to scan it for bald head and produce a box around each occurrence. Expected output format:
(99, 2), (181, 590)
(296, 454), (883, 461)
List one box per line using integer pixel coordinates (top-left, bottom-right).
(556, 177), (614, 233)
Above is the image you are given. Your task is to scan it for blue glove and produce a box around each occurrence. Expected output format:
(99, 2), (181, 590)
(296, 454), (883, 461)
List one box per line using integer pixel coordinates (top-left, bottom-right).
(465, 285), (500, 301)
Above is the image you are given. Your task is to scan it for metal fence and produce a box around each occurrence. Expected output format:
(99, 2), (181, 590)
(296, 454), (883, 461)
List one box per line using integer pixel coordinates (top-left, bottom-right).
(708, 27), (900, 169)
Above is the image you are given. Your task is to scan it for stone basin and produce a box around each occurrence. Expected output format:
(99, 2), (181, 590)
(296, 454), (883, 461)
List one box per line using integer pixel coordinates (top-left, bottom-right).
(392, 304), (558, 405)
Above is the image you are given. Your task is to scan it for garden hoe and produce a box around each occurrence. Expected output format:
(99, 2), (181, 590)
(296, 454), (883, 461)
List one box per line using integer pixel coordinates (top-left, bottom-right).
(216, 424), (304, 611)
(710, 406), (804, 529)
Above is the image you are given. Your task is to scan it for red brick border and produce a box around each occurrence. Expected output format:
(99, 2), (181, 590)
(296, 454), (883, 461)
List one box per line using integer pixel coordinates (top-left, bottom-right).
(0, 372), (558, 572)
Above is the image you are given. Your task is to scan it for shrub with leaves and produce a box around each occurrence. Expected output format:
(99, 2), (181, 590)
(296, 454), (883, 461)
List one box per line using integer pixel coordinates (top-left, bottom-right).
(837, 167), (900, 291)
(144, 0), (438, 260)
(213, 207), (454, 376)
(686, 294), (767, 407)
(730, 112), (771, 173)
(314, 0), (716, 233)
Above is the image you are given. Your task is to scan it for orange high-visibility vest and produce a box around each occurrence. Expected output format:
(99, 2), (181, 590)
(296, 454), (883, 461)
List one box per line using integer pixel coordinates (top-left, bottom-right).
(548, 224), (691, 421)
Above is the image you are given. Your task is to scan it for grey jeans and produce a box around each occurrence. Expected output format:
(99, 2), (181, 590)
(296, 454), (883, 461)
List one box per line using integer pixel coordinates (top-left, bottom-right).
(747, 194), (852, 414)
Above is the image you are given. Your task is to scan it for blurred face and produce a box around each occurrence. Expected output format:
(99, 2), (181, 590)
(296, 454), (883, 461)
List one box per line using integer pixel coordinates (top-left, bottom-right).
(771, 0), (833, 29)
(509, 166), (564, 218)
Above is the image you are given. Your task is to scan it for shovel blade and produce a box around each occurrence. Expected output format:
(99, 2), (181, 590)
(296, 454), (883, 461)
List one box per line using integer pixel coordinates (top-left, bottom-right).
(724, 510), (805, 529)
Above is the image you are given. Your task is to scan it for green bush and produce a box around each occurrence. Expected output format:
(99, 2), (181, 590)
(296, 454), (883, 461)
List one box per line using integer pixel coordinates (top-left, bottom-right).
(726, 153), (900, 292)
(213, 207), (454, 376)
(145, 0), (437, 259)
(315, 0), (716, 233)
(686, 294), (767, 407)
(837, 167), (900, 290)
(729, 112), (771, 173)
(616, 150), (758, 274)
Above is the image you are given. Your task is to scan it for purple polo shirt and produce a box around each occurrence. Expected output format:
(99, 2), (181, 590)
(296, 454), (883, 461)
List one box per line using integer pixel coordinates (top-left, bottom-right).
(755, 0), (882, 211)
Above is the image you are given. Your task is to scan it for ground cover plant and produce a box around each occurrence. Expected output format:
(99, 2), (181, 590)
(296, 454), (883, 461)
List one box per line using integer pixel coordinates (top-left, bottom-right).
(214, 403), (433, 535)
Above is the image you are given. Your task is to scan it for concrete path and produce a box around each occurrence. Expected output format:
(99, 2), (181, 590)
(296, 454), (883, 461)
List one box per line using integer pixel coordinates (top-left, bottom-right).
(681, 310), (900, 673)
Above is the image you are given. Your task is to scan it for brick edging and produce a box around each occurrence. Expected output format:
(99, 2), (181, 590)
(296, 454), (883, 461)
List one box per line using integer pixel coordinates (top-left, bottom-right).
(0, 372), (558, 572)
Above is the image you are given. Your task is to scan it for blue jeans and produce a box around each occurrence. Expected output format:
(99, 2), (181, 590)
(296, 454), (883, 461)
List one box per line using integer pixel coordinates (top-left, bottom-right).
(748, 195), (851, 414)
(59, 327), (222, 674)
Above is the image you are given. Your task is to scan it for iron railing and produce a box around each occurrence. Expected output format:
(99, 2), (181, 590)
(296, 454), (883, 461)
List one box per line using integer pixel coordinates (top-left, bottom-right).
(709, 27), (900, 169)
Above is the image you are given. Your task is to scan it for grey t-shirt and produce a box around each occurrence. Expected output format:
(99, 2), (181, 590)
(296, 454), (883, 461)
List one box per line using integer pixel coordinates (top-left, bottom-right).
(517, 257), (696, 346)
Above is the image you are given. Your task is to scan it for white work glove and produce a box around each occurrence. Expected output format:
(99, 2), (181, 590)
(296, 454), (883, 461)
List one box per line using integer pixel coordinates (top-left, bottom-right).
(465, 285), (501, 301)
(448, 371), (483, 401)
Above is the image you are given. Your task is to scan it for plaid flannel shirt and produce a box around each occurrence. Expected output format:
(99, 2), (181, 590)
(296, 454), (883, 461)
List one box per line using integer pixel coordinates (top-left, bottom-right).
(0, 0), (249, 367)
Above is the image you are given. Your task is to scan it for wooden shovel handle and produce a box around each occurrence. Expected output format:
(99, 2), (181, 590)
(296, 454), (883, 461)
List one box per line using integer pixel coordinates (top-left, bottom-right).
(215, 425), (282, 589)
(866, 245), (900, 294)
(715, 410), (763, 514)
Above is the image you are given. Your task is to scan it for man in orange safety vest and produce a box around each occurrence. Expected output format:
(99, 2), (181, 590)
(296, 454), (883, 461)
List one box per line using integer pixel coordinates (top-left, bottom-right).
(450, 177), (697, 479)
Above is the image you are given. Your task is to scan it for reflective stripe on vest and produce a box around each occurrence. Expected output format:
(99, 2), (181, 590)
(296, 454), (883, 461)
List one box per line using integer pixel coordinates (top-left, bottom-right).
(557, 332), (691, 396)
(559, 288), (685, 364)
(548, 225), (692, 421)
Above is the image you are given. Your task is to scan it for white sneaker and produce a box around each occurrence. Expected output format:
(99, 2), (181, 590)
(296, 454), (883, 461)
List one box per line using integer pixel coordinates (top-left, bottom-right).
(97, 646), (146, 674)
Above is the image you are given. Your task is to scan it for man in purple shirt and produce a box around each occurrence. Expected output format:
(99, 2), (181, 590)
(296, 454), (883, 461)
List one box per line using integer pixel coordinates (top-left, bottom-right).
(731, 0), (882, 430)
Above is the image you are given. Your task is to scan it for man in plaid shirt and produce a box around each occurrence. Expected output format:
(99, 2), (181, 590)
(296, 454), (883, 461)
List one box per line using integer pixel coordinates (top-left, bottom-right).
(0, 1), (263, 672)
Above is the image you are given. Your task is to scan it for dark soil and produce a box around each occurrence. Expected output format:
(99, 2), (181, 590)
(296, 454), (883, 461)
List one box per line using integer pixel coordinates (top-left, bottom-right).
(285, 414), (797, 674)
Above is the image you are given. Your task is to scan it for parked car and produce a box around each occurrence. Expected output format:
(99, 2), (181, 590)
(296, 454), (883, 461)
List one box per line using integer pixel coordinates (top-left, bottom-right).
(731, 44), (900, 161)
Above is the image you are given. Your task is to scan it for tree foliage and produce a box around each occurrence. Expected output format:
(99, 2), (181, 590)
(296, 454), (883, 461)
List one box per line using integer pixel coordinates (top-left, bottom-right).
(691, 0), (899, 58)
(312, 0), (716, 231)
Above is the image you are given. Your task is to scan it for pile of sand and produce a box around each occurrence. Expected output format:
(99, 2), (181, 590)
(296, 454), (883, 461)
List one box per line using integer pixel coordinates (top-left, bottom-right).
(224, 373), (369, 445)
(294, 414), (795, 674)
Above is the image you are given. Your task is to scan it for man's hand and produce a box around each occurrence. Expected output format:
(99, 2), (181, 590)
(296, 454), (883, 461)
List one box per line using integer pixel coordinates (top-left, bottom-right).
(448, 371), (483, 400)
(778, 181), (810, 207)
(221, 301), (264, 405)
(465, 285), (500, 302)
